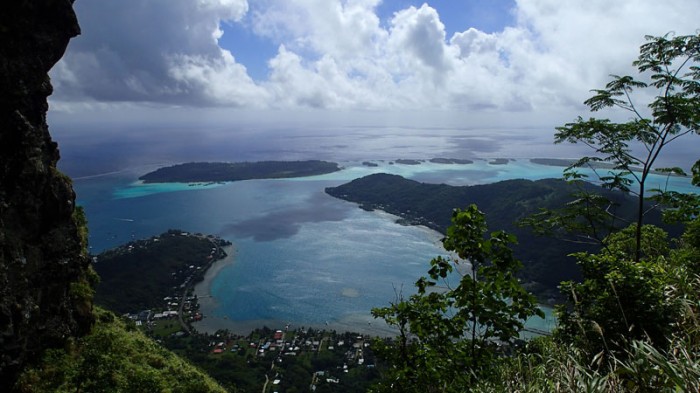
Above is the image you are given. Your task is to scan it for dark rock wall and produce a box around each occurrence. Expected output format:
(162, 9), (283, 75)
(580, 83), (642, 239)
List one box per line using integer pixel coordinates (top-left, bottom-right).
(0, 0), (94, 386)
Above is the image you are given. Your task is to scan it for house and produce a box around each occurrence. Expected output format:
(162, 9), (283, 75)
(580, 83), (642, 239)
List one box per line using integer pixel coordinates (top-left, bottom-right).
(137, 310), (152, 321)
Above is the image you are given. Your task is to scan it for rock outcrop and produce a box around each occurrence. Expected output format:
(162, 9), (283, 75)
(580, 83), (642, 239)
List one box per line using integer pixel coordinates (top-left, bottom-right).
(0, 0), (94, 386)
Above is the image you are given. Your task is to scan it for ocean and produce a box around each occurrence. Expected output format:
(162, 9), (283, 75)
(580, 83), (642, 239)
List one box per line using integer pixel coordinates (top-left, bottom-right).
(63, 127), (696, 335)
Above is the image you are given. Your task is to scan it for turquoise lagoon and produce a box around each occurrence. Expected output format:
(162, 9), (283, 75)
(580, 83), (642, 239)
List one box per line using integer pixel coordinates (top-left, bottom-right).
(74, 159), (694, 335)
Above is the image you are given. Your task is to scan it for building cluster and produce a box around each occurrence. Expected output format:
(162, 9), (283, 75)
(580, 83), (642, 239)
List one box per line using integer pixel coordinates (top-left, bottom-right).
(202, 327), (375, 390)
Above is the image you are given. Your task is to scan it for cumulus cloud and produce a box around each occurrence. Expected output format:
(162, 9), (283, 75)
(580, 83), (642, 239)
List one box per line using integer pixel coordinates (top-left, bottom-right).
(52, 0), (257, 106)
(51, 0), (700, 113)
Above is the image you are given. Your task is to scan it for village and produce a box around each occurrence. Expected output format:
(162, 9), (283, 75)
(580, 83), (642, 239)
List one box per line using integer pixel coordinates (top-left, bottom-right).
(190, 326), (377, 392)
(108, 230), (230, 335)
(103, 230), (379, 391)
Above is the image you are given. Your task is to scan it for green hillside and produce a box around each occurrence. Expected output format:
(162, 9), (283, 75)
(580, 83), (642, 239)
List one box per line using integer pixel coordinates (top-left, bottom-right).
(326, 174), (676, 301)
(15, 308), (227, 393)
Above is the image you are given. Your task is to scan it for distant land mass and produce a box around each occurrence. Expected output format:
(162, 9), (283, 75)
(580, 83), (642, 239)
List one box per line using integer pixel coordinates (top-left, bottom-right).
(530, 158), (578, 167)
(395, 159), (423, 165)
(325, 173), (675, 302)
(530, 158), (690, 177)
(139, 160), (340, 183)
(429, 158), (474, 164)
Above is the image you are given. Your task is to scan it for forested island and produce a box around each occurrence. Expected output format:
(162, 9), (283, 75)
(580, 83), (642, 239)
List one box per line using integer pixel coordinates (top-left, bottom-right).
(429, 157), (474, 164)
(139, 160), (340, 183)
(325, 173), (676, 302)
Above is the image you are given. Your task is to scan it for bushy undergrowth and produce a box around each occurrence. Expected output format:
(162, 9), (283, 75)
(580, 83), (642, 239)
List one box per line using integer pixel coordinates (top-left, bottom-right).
(15, 308), (227, 393)
(471, 250), (700, 392)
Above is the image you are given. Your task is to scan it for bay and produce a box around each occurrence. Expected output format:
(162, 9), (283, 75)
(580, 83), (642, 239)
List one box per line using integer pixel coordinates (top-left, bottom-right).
(74, 159), (694, 335)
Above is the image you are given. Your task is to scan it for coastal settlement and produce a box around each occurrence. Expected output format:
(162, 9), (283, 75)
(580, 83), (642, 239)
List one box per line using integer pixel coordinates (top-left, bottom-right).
(93, 230), (230, 334)
(92, 230), (381, 391)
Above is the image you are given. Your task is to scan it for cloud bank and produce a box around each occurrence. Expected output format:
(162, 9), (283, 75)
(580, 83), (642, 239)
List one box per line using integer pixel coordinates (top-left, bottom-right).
(51, 0), (699, 114)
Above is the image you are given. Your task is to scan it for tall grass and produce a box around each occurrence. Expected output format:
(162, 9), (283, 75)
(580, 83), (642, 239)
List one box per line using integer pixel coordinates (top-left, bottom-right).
(473, 274), (700, 392)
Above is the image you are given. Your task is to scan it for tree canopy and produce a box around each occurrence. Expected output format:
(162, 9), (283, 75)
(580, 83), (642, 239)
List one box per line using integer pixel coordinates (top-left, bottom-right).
(551, 33), (700, 262)
(371, 205), (542, 392)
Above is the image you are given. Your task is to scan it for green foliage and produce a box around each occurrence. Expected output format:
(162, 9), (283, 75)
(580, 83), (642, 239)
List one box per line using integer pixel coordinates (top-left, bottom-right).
(547, 33), (700, 262)
(15, 308), (227, 393)
(556, 227), (677, 356)
(93, 231), (224, 313)
(555, 217), (700, 359)
(521, 174), (634, 246)
(481, 33), (700, 391)
(68, 278), (95, 306)
(371, 205), (543, 392)
(72, 205), (89, 254)
(327, 174), (674, 302)
(468, 215), (700, 392)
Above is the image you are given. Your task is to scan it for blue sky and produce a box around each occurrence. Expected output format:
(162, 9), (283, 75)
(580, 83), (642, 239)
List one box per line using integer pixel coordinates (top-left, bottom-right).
(376, 0), (516, 34)
(218, 1), (516, 81)
(49, 0), (699, 130)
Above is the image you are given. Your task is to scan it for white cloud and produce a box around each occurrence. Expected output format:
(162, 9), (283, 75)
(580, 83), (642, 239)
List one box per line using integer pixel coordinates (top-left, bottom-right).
(168, 50), (269, 107)
(52, 0), (251, 105)
(388, 5), (451, 74)
(51, 0), (700, 116)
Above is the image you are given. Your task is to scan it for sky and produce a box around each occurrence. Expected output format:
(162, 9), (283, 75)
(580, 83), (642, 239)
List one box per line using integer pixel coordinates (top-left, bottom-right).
(48, 0), (699, 134)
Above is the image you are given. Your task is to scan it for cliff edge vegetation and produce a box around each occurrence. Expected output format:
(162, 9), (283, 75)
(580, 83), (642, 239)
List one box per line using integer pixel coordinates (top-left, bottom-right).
(0, 2), (226, 391)
(0, 1), (95, 385)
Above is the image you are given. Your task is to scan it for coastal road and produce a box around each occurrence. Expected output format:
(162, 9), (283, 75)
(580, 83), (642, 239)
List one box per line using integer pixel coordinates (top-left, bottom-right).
(177, 286), (191, 335)
(177, 238), (225, 334)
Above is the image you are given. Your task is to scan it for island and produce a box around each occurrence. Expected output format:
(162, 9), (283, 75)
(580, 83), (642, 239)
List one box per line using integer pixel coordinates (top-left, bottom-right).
(139, 160), (341, 183)
(530, 157), (691, 177)
(488, 158), (510, 165)
(325, 173), (675, 303)
(530, 158), (577, 167)
(429, 158), (474, 164)
(394, 159), (423, 165)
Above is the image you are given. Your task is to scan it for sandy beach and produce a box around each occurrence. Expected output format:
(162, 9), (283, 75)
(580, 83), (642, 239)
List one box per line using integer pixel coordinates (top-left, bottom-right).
(191, 245), (238, 331)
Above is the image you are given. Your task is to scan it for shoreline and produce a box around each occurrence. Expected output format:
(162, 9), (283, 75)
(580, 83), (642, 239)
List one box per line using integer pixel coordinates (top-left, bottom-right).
(192, 245), (235, 326)
(190, 243), (403, 337)
(188, 236), (552, 338)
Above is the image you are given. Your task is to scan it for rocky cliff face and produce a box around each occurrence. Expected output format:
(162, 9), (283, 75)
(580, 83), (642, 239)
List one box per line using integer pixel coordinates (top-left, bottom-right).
(0, 0), (94, 386)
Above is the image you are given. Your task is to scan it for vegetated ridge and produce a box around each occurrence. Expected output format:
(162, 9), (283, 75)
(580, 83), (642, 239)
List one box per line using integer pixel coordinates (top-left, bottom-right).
(93, 230), (230, 314)
(325, 173), (674, 302)
(139, 160), (341, 183)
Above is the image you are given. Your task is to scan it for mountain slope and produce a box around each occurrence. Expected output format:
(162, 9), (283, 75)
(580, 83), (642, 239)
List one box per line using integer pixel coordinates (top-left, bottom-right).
(0, 1), (95, 384)
(15, 308), (227, 393)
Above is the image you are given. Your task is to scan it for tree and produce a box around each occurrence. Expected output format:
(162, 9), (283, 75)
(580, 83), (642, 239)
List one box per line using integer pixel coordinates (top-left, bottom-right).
(550, 33), (700, 262)
(555, 224), (679, 357)
(371, 205), (543, 392)
(542, 32), (700, 365)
